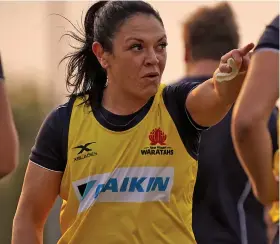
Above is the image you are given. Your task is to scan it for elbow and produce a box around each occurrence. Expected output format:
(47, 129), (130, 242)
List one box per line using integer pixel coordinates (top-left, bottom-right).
(257, 196), (275, 206)
(0, 137), (19, 178)
(13, 204), (45, 236)
(0, 159), (17, 178)
(232, 113), (254, 143)
(232, 105), (266, 143)
(251, 179), (279, 205)
(254, 189), (279, 206)
(0, 167), (15, 179)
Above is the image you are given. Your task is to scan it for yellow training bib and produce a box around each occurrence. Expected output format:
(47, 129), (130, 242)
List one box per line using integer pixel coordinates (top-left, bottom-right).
(58, 84), (198, 244)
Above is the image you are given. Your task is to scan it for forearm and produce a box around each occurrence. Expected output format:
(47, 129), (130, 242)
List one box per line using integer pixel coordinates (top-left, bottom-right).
(232, 120), (279, 205)
(186, 71), (246, 127)
(12, 213), (44, 244)
(0, 83), (18, 176)
(186, 77), (233, 127)
(186, 43), (254, 127)
(13, 163), (62, 243)
(213, 70), (245, 106)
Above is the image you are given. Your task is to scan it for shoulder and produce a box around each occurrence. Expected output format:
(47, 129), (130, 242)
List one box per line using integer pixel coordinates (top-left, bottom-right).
(29, 97), (76, 172)
(42, 97), (75, 132)
(162, 76), (210, 114)
(255, 15), (279, 52)
(160, 77), (210, 159)
(163, 77), (203, 96)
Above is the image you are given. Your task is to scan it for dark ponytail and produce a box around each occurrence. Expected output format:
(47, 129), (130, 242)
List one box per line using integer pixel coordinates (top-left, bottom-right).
(61, 1), (108, 108)
(60, 0), (163, 108)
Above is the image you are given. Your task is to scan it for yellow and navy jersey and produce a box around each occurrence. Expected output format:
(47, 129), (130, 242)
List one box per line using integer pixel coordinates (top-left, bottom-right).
(30, 81), (205, 243)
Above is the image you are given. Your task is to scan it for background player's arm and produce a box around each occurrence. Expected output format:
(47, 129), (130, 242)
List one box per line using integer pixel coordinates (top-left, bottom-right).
(232, 50), (279, 205)
(0, 57), (18, 178)
(12, 162), (62, 244)
(186, 43), (254, 127)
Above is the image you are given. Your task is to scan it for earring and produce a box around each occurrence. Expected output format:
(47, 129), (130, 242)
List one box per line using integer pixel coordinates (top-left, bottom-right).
(104, 76), (108, 88)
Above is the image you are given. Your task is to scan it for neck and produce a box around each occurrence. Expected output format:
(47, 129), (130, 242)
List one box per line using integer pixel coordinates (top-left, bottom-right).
(186, 59), (219, 78)
(102, 84), (148, 115)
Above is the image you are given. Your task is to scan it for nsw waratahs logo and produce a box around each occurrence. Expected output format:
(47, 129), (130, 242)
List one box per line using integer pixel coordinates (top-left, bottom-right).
(141, 128), (174, 156)
(149, 128), (167, 145)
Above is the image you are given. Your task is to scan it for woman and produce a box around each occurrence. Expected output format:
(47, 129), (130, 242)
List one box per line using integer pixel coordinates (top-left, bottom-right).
(12, 1), (253, 243)
(232, 15), (279, 244)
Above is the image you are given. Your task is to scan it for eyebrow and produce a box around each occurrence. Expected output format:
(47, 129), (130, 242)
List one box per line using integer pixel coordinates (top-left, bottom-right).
(125, 34), (167, 43)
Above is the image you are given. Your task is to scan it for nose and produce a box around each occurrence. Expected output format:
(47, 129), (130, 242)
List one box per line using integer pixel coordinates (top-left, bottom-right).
(144, 48), (159, 66)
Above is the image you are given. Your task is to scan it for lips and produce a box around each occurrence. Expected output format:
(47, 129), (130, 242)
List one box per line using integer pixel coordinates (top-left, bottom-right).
(143, 72), (160, 78)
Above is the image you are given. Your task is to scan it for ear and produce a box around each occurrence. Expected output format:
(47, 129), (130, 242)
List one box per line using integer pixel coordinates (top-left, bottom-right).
(183, 29), (192, 63)
(92, 42), (109, 69)
(184, 45), (191, 63)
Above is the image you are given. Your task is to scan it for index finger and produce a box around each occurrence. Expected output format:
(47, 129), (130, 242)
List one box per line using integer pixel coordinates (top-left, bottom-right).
(239, 43), (255, 56)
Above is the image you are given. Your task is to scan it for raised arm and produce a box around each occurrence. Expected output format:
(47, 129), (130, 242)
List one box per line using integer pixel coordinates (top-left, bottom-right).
(186, 43), (254, 127)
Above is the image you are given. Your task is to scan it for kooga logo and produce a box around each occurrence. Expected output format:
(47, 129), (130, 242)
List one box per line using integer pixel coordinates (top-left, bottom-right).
(73, 167), (174, 213)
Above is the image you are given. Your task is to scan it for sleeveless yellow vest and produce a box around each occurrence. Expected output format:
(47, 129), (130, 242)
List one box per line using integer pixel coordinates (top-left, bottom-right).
(58, 84), (198, 243)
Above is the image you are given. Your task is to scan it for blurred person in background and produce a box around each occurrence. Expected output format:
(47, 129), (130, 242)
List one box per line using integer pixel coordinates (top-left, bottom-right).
(12, 1), (253, 243)
(232, 15), (279, 244)
(0, 54), (19, 178)
(177, 2), (278, 244)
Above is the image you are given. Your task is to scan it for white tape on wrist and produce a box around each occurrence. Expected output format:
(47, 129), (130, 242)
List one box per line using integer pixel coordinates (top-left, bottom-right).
(215, 58), (240, 83)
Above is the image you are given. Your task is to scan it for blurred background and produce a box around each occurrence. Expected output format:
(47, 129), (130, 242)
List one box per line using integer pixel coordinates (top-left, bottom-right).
(0, 1), (278, 243)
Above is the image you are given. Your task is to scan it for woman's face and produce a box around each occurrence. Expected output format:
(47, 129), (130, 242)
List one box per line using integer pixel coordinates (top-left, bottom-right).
(104, 14), (167, 101)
